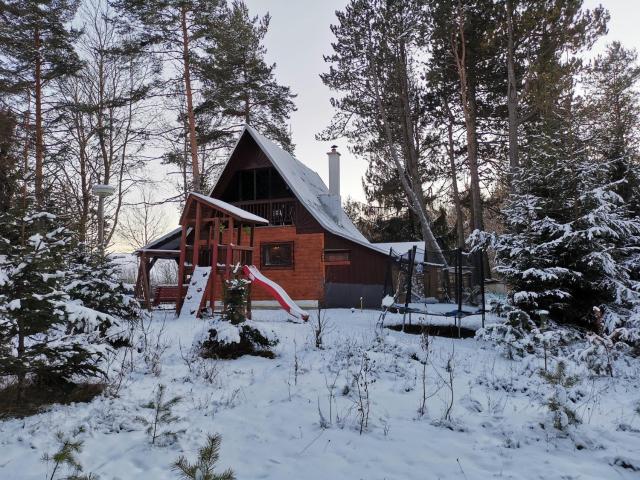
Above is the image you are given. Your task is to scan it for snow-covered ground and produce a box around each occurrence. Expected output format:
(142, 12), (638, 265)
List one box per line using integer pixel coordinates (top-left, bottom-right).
(2, 308), (640, 479)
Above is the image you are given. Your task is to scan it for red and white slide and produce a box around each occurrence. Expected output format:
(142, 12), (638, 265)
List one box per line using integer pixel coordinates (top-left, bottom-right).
(242, 265), (309, 321)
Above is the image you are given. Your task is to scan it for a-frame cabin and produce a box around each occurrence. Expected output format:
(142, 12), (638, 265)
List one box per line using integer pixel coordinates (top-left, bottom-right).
(138, 125), (390, 309)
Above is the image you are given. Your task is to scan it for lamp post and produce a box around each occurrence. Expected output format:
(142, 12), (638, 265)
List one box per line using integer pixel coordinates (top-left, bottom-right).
(92, 184), (116, 254)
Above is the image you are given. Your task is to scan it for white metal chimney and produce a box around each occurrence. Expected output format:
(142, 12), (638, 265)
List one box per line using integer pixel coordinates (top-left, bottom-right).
(320, 145), (342, 222)
(327, 145), (341, 196)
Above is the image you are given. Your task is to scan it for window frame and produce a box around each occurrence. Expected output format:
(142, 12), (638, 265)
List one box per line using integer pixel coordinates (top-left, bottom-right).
(260, 241), (295, 270)
(323, 249), (351, 266)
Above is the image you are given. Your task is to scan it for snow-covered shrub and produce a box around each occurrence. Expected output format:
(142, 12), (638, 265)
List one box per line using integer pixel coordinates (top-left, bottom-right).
(487, 293), (512, 318)
(476, 309), (538, 359)
(173, 433), (235, 480)
(351, 352), (374, 435)
(196, 272), (277, 359)
(199, 320), (278, 360)
(312, 306), (332, 349)
(540, 361), (581, 431)
(477, 309), (580, 361)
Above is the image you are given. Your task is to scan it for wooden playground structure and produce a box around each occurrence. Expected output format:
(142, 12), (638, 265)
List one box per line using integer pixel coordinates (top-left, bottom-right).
(135, 192), (309, 320)
(135, 192), (268, 316)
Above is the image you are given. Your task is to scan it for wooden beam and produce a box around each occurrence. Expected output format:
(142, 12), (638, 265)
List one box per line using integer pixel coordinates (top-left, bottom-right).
(193, 201), (202, 267)
(176, 224), (189, 315)
(210, 218), (219, 311)
(225, 216), (234, 280)
(140, 254), (152, 311)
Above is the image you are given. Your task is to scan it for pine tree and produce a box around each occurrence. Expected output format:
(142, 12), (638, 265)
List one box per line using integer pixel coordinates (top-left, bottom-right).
(135, 384), (183, 445)
(112, 0), (223, 192)
(0, 0), (83, 206)
(501, 0), (608, 177)
(42, 430), (97, 480)
(581, 42), (640, 212)
(173, 434), (235, 480)
(196, 0), (296, 153)
(320, 0), (444, 261)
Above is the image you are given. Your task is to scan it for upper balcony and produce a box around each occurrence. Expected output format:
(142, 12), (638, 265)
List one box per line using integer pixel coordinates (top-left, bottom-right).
(232, 199), (297, 226)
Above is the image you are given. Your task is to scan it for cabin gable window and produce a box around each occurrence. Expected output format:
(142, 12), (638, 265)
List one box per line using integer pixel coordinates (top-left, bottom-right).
(222, 167), (292, 202)
(261, 242), (294, 269)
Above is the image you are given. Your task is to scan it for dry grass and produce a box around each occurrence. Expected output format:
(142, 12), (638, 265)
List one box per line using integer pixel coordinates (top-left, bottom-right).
(0, 379), (104, 419)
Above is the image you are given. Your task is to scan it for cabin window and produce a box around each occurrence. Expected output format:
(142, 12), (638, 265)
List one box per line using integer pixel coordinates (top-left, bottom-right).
(240, 170), (255, 201)
(255, 168), (270, 199)
(270, 169), (290, 198)
(261, 242), (294, 268)
(324, 249), (350, 264)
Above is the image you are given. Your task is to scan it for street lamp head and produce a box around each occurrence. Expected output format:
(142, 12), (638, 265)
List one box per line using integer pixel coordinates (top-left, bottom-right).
(92, 184), (116, 197)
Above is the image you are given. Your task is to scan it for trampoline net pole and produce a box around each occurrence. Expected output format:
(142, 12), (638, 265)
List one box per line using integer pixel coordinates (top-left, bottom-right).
(457, 248), (463, 314)
(479, 249), (486, 328)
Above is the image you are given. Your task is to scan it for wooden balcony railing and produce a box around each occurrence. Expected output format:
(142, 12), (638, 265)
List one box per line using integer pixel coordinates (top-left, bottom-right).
(232, 199), (296, 226)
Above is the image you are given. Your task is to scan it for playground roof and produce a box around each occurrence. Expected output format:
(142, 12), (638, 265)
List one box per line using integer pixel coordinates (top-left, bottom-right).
(136, 227), (183, 253)
(180, 192), (269, 225)
(211, 125), (388, 254)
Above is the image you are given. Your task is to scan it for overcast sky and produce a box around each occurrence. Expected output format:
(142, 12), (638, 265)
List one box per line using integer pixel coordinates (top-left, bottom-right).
(242, 0), (640, 203)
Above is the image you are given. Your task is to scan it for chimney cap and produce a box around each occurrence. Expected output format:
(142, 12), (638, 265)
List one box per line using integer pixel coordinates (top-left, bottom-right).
(328, 145), (340, 154)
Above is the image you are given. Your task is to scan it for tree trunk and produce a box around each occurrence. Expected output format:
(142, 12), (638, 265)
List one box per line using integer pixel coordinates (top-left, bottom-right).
(180, 4), (201, 192)
(367, 53), (444, 265)
(34, 25), (44, 207)
(443, 99), (465, 248)
(452, 2), (486, 283)
(452, 4), (483, 235)
(21, 94), (31, 210)
(506, 0), (520, 179)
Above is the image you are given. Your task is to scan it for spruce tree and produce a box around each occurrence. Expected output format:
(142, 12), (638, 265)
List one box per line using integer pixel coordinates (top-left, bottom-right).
(196, 0), (296, 153)
(0, 151), (123, 398)
(0, 209), (103, 397)
(0, 0), (82, 205)
(64, 249), (140, 333)
(490, 102), (640, 328)
(0, 108), (20, 211)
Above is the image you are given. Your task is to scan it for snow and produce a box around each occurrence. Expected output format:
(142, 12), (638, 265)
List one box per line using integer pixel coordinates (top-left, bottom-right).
(210, 321), (241, 344)
(1, 309), (640, 479)
(381, 295), (394, 307)
(187, 192), (269, 225)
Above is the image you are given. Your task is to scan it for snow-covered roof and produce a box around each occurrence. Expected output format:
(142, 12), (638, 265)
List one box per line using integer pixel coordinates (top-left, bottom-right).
(212, 125), (387, 254)
(184, 192), (269, 225)
(137, 227), (182, 253)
